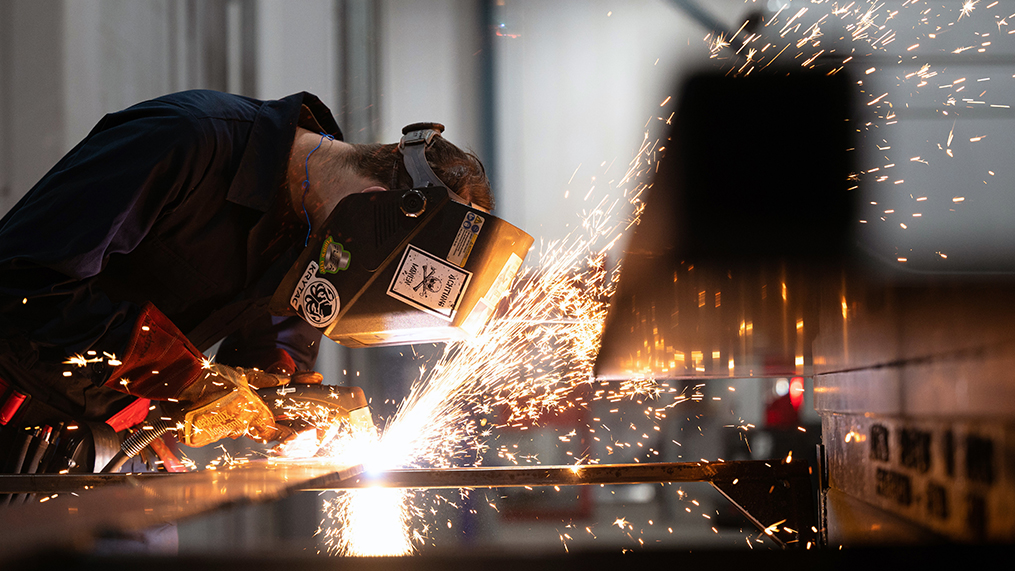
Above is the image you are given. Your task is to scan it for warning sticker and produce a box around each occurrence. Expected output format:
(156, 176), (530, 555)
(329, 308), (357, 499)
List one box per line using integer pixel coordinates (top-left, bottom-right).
(448, 211), (485, 267)
(290, 261), (340, 328)
(388, 245), (472, 320)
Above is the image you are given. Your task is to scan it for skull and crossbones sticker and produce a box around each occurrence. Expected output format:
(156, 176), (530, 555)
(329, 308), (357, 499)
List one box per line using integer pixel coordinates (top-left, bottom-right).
(388, 245), (471, 320)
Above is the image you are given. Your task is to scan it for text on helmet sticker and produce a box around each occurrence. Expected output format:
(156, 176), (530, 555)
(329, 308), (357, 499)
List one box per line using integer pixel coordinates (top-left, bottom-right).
(447, 211), (485, 267)
(387, 245), (471, 320)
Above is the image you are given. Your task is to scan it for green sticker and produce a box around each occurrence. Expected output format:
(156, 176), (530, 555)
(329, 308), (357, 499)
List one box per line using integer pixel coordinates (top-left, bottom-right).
(319, 236), (351, 274)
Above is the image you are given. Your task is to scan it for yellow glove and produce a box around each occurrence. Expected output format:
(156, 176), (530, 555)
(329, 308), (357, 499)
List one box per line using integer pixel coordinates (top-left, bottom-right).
(175, 364), (288, 447)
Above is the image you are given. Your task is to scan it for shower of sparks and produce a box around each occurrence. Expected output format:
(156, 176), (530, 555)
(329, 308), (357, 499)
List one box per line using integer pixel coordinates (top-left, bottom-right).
(376, 226), (622, 467)
(320, 207), (642, 555)
(316, 127), (670, 556)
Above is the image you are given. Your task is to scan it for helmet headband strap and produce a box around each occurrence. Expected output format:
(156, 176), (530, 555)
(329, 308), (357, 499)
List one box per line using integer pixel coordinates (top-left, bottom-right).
(398, 122), (447, 189)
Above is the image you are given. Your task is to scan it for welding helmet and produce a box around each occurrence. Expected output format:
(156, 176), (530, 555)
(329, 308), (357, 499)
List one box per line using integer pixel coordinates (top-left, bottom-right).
(269, 123), (533, 347)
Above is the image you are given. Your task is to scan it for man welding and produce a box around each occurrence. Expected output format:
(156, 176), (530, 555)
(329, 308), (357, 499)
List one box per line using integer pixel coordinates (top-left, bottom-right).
(0, 90), (530, 475)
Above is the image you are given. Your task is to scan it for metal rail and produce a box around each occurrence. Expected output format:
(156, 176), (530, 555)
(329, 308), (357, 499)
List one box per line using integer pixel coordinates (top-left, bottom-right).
(316, 459), (801, 486)
(0, 460), (817, 549)
(324, 460), (818, 549)
(0, 460), (361, 561)
(0, 459), (798, 492)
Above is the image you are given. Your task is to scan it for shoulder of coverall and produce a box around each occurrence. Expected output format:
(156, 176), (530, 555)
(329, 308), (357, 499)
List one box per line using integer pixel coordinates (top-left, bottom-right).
(85, 90), (344, 214)
(120, 89), (342, 142)
(135, 90), (344, 214)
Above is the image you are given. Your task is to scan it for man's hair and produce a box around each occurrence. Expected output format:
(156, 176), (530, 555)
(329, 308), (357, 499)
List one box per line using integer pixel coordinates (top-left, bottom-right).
(346, 138), (494, 211)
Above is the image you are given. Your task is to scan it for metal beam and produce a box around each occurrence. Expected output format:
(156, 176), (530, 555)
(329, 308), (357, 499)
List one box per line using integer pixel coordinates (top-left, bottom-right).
(0, 460), (361, 561)
(307, 459), (800, 488)
(0, 460), (817, 549)
(316, 460), (818, 549)
(0, 459), (802, 492)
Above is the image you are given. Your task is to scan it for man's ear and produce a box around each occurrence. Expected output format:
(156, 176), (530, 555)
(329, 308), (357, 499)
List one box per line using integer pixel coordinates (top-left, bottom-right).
(360, 185), (387, 193)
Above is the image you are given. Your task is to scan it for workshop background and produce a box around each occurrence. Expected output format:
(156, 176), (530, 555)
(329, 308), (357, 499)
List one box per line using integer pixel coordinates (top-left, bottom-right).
(1, 0), (1012, 556)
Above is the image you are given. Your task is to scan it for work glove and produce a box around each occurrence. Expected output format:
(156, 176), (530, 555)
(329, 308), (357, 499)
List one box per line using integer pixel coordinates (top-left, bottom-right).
(172, 366), (330, 448)
(107, 303), (308, 447)
(170, 363), (289, 447)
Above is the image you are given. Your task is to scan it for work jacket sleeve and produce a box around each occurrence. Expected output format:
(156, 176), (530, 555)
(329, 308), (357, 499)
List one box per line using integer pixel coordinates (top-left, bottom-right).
(0, 100), (216, 397)
(216, 312), (323, 375)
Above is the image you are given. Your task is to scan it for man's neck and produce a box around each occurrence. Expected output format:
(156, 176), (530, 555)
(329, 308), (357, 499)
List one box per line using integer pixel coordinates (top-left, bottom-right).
(287, 128), (337, 229)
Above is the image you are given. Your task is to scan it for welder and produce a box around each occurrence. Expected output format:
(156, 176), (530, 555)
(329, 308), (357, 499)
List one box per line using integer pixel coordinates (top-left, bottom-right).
(0, 90), (511, 474)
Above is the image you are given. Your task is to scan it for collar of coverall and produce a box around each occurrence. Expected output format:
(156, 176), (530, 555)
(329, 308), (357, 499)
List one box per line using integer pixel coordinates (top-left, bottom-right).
(225, 92), (342, 213)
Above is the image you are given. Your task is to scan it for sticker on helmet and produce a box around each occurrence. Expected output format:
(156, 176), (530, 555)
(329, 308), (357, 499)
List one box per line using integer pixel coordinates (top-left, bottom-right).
(319, 235), (351, 274)
(388, 245), (471, 320)
(448, 211), (485, 267)
(291, 261), (341, 327)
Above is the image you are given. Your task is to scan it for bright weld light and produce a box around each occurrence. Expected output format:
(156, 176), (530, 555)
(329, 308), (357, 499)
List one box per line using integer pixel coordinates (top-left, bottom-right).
(357, 447), (395, 478)
(324, 487), (414, 557)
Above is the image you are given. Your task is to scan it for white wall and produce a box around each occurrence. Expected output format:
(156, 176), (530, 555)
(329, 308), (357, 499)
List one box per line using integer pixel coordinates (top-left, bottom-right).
(1, 0), (67, 215)
(63, 0), (180, 149)
(492, 0), (719, 242)
(0, 0), (240, 217)
(255, 0), (337, 105)
(378, 0), (483, 151)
